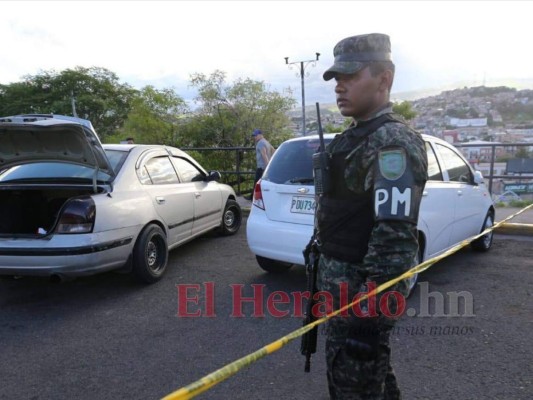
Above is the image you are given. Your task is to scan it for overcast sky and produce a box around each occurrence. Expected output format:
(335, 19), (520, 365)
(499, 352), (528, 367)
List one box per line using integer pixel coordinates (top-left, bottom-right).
(2, 1), (533, 106)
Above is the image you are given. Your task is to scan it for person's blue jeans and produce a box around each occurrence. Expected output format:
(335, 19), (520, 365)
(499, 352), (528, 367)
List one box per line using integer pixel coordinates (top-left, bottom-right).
(254, 167), (264, 187)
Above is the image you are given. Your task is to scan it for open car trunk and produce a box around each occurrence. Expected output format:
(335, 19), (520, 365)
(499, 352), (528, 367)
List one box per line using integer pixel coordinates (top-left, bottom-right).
(0, 187), (105, 236)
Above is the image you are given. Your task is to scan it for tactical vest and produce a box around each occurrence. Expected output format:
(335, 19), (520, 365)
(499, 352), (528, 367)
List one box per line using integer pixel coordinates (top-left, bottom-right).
(316, 113), (404, 263)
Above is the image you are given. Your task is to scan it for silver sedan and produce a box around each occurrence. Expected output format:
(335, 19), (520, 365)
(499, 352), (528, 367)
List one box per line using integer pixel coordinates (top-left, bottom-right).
(0, 114), (242, 283)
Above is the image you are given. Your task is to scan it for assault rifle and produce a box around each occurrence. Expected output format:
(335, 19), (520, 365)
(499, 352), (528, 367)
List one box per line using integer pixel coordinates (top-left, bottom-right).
(300, 102), (328, 372)
(312, 102), (331, 195)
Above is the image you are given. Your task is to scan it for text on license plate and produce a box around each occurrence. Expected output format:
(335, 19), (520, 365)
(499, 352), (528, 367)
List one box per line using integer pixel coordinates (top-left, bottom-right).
(290, 196), (316, 214)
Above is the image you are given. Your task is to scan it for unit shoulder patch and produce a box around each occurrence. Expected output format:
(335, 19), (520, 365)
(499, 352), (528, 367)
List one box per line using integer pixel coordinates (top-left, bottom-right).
(378, 148), (406, 181)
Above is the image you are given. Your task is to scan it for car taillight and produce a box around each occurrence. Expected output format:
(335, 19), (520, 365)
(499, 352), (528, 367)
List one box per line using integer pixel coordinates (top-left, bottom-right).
(56, 197), (96, 234)
(252, 180), (265, 210)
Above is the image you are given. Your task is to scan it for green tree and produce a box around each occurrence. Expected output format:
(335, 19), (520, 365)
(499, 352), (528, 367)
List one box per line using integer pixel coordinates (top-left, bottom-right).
(184, 70), (295, 147)
(108, 86), (188, 144)
(446, 107), (468, 119)
(0, 81), (43, 114)
(393, 101), (417, 120)
(324, 123), (339, 133)
(0, 67), (137, 140)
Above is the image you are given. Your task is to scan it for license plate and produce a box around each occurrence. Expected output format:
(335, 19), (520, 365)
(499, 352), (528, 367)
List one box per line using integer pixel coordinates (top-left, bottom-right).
(290, 196), (316, 214)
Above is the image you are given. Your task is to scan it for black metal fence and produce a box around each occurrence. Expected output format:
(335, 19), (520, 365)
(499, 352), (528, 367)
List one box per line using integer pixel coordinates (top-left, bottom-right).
(454, 142), (533, 196)
(184, 143), (533, 199)
(182, 147), (256, 196)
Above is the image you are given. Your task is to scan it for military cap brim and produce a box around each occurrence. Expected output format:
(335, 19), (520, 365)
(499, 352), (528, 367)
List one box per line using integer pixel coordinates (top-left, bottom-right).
(323, 61), (367, 81)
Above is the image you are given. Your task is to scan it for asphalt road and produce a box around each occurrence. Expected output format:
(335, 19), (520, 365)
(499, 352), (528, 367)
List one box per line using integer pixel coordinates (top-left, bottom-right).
(1, 218), (531, 400)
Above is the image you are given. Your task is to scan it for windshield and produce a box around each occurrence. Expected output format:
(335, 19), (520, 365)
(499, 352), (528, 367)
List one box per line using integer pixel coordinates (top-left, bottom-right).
(262, 137), (333, 184)
(0, 162), (114, 183)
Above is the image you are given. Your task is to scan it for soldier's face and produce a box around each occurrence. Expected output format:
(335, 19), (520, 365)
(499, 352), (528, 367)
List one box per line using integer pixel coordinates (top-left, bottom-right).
(334, 67), (385, 120)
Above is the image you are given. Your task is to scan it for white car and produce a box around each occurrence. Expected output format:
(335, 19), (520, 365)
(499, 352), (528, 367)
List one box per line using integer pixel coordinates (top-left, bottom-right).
(0, 114), (242, 283)
(246, 132), (494, 287)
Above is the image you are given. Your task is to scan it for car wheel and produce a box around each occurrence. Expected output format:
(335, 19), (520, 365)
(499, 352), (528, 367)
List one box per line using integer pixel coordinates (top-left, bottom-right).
(220, 199), (242, 236)
(132, 224), (168, 283)
(256, 255), (293, 273)
(471, 211), (494, 252)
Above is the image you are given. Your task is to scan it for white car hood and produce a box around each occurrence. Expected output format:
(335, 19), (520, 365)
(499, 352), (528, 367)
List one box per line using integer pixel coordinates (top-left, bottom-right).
(0, 120), (115, 178)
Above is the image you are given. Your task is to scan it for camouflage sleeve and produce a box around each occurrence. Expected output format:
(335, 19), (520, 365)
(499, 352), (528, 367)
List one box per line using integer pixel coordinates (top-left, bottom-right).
(362, 220), (420, 277)
(362, 125), (428, 278)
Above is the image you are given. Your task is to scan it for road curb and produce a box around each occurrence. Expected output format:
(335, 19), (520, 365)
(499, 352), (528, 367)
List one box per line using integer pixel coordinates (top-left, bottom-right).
(494, 222), (533, 236)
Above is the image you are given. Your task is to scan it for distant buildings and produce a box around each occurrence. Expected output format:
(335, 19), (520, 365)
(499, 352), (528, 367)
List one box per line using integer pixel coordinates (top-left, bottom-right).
(286, 86), (533, 196)
(447, 117), (487, 127)
(456, 140), (505, 162)
(288, 87), (533, 155)
(409, 86), (533, 162)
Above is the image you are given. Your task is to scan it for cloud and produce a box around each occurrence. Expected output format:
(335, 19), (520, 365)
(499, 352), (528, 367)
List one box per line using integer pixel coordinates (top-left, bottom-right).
(2, 0), (532, 105)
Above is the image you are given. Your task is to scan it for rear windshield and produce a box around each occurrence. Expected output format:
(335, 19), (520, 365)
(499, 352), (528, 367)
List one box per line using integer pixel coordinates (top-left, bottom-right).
(104, 149), (129, 173)
(262, 137), (333, 184)
(0, 163), (113, 183)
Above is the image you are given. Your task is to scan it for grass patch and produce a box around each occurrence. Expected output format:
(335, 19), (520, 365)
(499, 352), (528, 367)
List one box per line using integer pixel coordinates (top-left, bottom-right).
(508, 199), (533, 208)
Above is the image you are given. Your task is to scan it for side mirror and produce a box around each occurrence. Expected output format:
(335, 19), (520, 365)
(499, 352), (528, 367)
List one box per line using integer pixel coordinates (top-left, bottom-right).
(473, 170), (484, 185)
(206, 171), (221, 182)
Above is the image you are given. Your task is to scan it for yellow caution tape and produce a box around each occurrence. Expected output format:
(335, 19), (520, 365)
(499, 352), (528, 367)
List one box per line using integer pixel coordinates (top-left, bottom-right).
(162, 204), (532, 400)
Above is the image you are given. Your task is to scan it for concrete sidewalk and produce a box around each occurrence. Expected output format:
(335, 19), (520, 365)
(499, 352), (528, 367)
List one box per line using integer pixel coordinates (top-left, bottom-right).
(236, 196), (252, 215)
(495, 206), (533, 224)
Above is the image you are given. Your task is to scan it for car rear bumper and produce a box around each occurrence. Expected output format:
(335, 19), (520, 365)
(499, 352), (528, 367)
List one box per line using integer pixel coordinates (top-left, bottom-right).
(0, 229), (136, 277)
(246, 208), (313, 266)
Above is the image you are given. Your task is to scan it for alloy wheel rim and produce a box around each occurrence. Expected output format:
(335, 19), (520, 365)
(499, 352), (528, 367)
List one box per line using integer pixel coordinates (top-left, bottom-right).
(224, 209), (235, 227)
(147, 240), (158, 268)
(483, 216), (494, 247)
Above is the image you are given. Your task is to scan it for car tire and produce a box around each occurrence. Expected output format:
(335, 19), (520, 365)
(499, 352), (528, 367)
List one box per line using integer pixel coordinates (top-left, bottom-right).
(132, 224), (168, 283)
(471, 211), (494, 252)
(219, 199), (242, 236)
(256, 255), (293, 273)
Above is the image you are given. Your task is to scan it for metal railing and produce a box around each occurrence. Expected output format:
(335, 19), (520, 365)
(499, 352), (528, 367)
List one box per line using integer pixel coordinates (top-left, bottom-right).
(454, 142), (533, 194)
(182, 147), (256, 196)
(183, 143), (533, 198)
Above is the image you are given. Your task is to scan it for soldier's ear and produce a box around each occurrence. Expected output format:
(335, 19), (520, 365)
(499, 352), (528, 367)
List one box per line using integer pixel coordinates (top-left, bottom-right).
(379, 70), (393, 92)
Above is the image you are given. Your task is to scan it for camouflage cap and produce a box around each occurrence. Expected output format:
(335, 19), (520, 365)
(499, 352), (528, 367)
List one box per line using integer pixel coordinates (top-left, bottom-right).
(323, 33), (392, 81)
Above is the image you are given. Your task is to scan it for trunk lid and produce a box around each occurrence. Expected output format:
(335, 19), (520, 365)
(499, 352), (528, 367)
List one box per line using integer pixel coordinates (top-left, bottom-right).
(0, 115), (115, 179)
(260, 180), (316, 226)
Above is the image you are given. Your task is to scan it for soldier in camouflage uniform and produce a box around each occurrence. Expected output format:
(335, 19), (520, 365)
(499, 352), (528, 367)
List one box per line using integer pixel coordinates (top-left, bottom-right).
(314, 33), (428, 399)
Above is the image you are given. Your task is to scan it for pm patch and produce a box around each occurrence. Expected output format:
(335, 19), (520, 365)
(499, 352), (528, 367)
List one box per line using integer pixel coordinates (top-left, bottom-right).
(373, 146), (421, 224)
(378, 148), (406, 181)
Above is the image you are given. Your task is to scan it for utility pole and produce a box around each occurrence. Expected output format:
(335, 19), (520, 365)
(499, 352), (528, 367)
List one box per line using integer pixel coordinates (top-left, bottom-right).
(285, 53), (320, 136)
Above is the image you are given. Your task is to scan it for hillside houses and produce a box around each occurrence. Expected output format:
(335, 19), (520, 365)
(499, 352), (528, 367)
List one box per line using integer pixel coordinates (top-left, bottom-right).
(286, 86), (533, 196)
(410, 86), (533, 158)
(289, 87), (533, 156)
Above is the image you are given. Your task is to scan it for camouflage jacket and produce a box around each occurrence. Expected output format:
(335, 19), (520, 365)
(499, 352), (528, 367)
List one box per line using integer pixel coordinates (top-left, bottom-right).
(324, 102), (428, 278)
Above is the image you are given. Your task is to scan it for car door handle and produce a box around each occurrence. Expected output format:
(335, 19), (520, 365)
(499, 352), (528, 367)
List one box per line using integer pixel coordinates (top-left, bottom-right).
(194, 192), (201, 198)
(457, 190), (463, 196)
(422, 191), (428, 196)
(156, 196), (166, 204)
